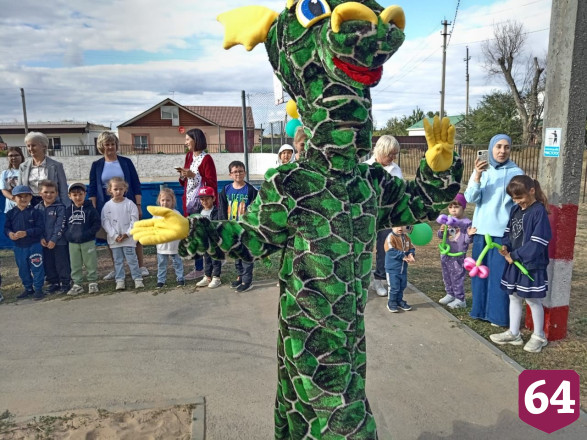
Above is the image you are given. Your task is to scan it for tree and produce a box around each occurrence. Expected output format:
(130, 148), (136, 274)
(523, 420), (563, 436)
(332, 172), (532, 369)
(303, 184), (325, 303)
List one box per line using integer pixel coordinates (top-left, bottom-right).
(376, 106), (430, 136)
(482, 20), (545, 145)
(459, 91), (523, 145)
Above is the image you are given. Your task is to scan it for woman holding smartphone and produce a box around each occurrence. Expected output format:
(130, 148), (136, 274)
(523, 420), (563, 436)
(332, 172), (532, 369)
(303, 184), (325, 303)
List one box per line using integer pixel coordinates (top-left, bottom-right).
(464, 134), (523, 327)
(178, 128), (217, 280)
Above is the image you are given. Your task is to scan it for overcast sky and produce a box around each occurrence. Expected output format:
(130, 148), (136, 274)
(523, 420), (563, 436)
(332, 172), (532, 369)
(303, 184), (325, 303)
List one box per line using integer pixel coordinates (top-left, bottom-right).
(0, 0), (551, 132)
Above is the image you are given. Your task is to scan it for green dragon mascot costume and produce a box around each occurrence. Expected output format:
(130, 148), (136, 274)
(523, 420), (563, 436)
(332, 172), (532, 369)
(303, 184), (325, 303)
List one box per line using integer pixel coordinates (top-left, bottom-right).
(132, 1), (463, 438)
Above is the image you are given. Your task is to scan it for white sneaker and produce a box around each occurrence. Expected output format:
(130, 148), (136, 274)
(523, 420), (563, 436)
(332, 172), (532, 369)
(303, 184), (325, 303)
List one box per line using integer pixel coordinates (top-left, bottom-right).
(374, 279), (388, 297)
(115, 281), (125, 291)
(140, 267), (149, 277)
(103, 270), (115, 281)
(524, 334), (548, 353)
(185, 269), (204, 281)
(439, 294), (455, 305)
(447, 298), (466, 309)
(67, 284), (84, 296)
(88, 283), (99, 294)
(196, 277), (211, 287)
(208, 277), (222, 289)
(489, 330), (523, 346)
(134, 280), (144, 289)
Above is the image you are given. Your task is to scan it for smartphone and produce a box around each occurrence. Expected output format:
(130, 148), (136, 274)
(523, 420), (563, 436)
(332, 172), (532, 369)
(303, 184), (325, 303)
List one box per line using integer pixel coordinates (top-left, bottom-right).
(174, 167), (184, 172)
(477, 150), (489, 168)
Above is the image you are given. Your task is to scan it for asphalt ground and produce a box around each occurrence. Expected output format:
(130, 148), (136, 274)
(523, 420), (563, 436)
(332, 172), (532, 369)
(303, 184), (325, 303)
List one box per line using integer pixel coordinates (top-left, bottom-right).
(0, 280), (585, 439)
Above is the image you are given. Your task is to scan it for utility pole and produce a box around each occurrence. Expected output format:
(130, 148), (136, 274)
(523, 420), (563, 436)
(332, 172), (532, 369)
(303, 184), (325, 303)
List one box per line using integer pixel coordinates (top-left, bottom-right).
(464, 46), (471, 122)
(241, 90), (250, 182)
(529, 0), (587, 340)
(439, 19), (450, 118)
(20, 88), (29, 134)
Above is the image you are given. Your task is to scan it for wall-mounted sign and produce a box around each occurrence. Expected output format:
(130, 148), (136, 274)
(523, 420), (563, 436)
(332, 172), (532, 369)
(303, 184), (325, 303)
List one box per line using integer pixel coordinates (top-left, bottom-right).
(544, 128), (562, 157)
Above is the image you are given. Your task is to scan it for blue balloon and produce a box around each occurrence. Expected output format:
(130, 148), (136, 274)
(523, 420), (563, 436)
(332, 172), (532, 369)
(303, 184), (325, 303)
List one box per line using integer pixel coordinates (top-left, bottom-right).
(285, 119), (302, 137)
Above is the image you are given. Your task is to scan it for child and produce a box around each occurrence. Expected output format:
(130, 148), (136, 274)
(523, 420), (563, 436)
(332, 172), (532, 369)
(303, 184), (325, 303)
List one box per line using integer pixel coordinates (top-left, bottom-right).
(384, 225), (415, 312)
(219, 161), (258, 292)
(36, 180), (71, 293)
(155, 187), (185, 288)
(195, 186), (222, 289)
(65, 182), (101, 295)
(490, 176), (551, 353)
(4, 185), (46, 300)
(101, 177), (143, 290)
(437, 193), (472, 309)
(276, 144), (295, 165)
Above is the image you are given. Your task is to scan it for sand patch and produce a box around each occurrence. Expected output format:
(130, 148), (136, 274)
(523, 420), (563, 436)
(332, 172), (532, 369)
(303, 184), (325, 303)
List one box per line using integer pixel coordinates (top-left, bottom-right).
(0, 405), (193, 439)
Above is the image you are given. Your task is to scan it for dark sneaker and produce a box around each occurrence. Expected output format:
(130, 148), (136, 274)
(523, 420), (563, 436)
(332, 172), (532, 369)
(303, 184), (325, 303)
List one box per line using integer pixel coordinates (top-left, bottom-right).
(0, 292), (4, 303)
(176, 280), (185, 287)
(387, 304), (399, 313)
(156, 282), (165, 289)
(59, 283), (71, 293)
(17, 289), (34, 299)
(46, 284), (61, 294)
(231, 277), (242, 289)
(399, 301), (412, 311)
(33, 290), (46, 301)
(235, 283), (252, 293)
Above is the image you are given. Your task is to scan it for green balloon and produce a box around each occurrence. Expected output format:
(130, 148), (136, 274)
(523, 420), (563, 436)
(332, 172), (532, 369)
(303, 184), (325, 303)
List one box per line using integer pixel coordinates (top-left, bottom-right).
(409, 223), (433, 246)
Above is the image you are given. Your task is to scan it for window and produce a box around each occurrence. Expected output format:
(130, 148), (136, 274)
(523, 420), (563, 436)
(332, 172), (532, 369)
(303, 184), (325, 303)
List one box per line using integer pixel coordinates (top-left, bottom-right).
(161, 105), (179, 126)
(48, 137), (61, 150)
(133, 135), (149, 149)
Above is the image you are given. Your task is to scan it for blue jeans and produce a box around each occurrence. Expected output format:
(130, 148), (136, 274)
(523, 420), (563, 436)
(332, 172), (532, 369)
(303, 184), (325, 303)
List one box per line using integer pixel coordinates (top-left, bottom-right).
(14, 242), (45, 292)
(235, 259), (254, 285)
(157, 253), (184, 284)
(112, 246), (142, 281)
(386, 270), (407, 308)
(470, 234), (510, 327)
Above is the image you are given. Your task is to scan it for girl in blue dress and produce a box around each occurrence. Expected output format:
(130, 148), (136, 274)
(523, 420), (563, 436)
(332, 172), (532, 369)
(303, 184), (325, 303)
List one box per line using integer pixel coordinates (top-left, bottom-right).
(489, 175), (551, 353)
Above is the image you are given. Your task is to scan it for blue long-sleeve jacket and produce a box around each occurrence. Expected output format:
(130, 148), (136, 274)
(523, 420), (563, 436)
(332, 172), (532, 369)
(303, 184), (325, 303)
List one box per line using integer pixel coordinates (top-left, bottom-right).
(35, 200), (67, 245)
(4, 205), (45, 248)
(384, 231), (415, 274)
(464, 162), (523, 237)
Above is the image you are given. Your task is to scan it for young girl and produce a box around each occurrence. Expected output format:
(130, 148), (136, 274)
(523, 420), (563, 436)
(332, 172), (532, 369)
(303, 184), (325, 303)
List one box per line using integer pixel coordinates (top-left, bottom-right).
(276, 144), (295, 166)
(195, 186), (222, 289)
(437, 193), (473, 309)
(155, 188), (185, 288)
(101, 177), (143, 290)
(489, 175), (551, 353)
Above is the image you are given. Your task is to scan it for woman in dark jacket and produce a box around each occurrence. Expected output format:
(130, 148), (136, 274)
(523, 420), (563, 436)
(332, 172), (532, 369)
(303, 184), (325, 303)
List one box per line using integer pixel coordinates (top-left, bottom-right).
(88, 131), (147, 279)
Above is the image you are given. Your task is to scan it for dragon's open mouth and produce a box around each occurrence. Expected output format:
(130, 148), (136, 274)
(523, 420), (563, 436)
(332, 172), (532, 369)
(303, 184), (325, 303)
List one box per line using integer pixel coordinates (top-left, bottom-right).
(333, 57), (383, 86)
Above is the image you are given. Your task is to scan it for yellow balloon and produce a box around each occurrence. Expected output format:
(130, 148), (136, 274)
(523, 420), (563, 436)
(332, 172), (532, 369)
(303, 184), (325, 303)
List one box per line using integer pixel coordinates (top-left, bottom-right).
(286, 99), (298, 119)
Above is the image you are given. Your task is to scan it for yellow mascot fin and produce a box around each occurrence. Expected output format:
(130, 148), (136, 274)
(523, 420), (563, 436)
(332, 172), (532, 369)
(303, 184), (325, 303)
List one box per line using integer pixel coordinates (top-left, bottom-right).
(217, 6), (279, 51)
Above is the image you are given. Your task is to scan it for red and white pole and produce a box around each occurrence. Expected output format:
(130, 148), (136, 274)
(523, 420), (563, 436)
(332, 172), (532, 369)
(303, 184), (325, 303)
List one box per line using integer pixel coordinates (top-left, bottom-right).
(525, 0), (587, 340)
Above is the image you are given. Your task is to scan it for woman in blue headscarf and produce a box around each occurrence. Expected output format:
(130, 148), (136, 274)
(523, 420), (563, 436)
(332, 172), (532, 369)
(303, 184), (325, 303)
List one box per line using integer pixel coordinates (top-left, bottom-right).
(464, 134), (523, 327)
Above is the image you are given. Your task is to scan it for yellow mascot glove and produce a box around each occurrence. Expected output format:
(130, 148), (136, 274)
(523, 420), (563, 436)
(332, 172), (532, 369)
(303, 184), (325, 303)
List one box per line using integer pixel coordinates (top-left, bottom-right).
(130, 206), (189, 246)
(423, 115), (455, 172)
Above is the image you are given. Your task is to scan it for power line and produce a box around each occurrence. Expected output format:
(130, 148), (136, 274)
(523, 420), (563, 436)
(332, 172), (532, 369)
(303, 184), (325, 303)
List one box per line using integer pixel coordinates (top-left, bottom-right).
(446, 0), (461, 49)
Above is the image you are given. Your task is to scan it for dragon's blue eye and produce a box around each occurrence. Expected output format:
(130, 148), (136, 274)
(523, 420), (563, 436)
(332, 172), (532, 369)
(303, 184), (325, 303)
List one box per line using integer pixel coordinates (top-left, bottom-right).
(296, 0), (331, 28)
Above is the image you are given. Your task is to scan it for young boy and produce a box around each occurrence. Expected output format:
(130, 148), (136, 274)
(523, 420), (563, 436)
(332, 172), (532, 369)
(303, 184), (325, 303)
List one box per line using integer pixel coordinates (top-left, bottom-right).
(195, 186), (222, 289)
(384, 225), (416, 313)
(218, 161), (258, 292)
(36, 180), (71, 293)
(64, 182), (101, 296)
(4, 185), (46, 300)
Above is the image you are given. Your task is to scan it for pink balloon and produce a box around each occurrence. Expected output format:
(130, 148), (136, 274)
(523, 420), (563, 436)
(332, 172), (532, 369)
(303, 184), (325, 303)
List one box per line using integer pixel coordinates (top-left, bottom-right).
(469, 266), (479, 277)
(478, 265), (489, 278)
(464, 257), (476, 271)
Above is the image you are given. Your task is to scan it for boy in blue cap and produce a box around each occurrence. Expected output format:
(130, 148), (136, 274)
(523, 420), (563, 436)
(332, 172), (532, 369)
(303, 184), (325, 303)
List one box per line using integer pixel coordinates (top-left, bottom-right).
(4, 185), (46, 300)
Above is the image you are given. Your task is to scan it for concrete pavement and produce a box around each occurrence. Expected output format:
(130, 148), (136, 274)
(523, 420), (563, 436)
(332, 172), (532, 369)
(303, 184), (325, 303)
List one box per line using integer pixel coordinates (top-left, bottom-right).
(0, 281), (585, 439)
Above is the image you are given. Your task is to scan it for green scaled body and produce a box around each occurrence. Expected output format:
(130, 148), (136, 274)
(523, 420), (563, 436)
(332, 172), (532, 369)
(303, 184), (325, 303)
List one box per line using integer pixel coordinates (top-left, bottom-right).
(181, 1), (463, 438)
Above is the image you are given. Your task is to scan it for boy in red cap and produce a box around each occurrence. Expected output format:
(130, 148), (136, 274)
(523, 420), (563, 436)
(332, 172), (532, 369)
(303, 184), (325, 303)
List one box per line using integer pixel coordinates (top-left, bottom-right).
(195, 186), (222, 289)
(437, 193), (474, 308)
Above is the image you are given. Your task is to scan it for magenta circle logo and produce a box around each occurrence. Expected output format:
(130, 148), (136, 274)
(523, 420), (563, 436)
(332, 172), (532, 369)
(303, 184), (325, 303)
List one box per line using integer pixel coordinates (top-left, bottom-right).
(518, 370), (581, 433)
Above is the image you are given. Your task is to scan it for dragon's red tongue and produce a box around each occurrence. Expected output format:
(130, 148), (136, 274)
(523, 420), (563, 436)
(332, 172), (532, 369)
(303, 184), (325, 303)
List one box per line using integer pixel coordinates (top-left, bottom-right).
(333, 57), (382, 86)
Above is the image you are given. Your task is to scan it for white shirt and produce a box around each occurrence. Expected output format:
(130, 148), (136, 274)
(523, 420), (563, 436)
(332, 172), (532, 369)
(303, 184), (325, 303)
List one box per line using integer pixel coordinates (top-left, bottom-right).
(364, 156), (403, 179)
(155, 209), (182, 255)
(101, 198), (138, 248)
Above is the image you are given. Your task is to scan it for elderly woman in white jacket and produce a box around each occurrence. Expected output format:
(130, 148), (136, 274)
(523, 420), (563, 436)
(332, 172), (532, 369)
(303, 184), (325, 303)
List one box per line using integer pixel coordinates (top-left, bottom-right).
(364, 135), (403, 296)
